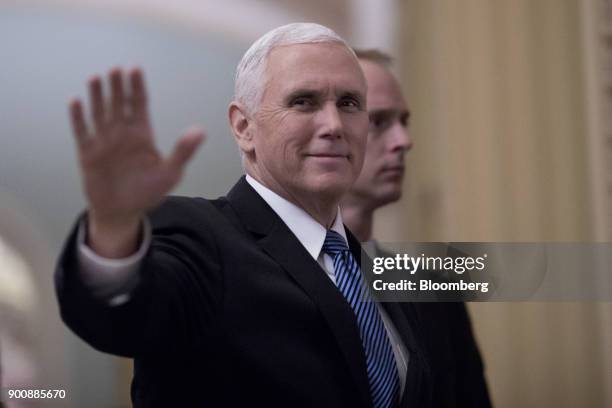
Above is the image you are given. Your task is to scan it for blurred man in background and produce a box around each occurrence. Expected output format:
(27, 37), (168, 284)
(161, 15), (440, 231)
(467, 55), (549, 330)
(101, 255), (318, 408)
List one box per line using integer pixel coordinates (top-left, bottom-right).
(342, 49), (492, 407)
(340, 49), (411, 242)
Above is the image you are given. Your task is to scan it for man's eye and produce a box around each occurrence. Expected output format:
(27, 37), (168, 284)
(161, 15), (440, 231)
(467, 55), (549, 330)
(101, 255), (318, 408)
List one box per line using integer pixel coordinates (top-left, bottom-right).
(340, 98), (361, 110)
(370, 116), (389, 129)
(291, 97), (314, 107)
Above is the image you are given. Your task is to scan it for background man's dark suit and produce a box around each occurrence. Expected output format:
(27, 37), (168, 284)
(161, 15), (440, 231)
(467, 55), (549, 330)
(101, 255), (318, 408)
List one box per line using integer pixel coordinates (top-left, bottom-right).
(372, 246), (492, 408)
(410, 301), (492, 407)
(415, 246), (492, 407)
(56, 177), (434, 407)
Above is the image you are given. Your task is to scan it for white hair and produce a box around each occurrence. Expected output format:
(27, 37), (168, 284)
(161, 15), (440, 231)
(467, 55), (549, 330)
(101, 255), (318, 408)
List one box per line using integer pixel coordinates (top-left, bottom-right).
(234, 22), (353, 115)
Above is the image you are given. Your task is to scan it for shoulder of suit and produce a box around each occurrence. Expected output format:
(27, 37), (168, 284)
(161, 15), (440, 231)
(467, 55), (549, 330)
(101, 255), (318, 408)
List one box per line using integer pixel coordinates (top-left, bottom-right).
(148, 195), (231, 230)
(160, 195), (228, 211)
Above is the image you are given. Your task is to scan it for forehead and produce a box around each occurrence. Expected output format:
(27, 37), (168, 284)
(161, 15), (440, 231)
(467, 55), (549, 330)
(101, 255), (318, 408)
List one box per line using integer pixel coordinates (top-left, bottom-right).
(358, 60), (407, 110)
(263, 43), (366, 96)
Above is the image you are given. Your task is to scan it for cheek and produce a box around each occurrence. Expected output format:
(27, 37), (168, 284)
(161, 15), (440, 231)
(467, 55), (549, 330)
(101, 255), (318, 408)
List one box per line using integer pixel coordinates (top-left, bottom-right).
(256, 115), (302, 157)
(374, 137), (388, 157)
(357, 138), (383, 176)
(348, 120), (368, 153)
(353, 134), (369, 168)
(283, 118), (315, 153)
(362, 146), (377, 168)
(356, 151), (375, 180)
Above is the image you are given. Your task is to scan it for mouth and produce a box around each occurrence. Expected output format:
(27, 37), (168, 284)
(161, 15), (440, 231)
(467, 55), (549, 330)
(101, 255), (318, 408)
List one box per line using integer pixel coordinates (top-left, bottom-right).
(306, 153), (350, 160)
(381, 165), (405, 177)
(383, 165), (404, 171)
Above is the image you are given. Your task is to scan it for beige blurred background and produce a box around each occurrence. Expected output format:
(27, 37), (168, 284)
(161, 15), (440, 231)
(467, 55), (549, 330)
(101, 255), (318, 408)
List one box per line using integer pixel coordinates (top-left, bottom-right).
(0, 0), (610, 407)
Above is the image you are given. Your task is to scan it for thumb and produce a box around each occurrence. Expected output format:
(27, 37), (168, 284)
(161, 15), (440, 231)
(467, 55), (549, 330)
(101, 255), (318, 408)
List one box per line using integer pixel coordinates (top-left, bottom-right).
(167, 127), (205, 170)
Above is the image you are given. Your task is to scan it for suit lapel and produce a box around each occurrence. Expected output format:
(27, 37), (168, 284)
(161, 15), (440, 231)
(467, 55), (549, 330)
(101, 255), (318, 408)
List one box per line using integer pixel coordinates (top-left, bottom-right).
(226, 177), (372, 408)
(383, 301), (429, 407)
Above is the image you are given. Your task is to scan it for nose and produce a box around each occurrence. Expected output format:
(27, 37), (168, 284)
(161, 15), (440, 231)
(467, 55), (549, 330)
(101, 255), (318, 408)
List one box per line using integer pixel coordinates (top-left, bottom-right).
(389, 122), (413, 153)
(317, 103), (343, 139)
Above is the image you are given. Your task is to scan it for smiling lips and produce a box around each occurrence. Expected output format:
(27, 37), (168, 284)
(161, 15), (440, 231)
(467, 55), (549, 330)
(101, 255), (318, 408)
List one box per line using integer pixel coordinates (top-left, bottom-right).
(306, 153), (350, 160)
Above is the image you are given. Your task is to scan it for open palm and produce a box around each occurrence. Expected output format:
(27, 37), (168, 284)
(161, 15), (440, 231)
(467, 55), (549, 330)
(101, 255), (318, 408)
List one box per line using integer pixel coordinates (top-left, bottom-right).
(69, 68), (203, 223)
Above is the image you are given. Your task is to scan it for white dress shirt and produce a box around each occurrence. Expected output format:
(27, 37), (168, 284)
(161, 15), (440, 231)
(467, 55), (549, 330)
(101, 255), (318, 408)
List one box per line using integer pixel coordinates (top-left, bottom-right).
(77, 174), (408, 396)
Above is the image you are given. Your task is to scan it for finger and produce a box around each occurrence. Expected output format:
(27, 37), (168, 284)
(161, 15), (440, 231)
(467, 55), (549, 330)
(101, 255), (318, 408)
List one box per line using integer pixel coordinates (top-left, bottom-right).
(129, 68), (149, 123)
(69, 98), (89, 146)
(167, 128), (205, 170)
(109, 67), (125, 122)
(88, 75), (106, 131)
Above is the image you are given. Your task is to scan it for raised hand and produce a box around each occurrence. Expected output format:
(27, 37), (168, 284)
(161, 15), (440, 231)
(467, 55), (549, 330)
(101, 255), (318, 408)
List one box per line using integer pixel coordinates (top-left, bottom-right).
(70, 68), (204, 257)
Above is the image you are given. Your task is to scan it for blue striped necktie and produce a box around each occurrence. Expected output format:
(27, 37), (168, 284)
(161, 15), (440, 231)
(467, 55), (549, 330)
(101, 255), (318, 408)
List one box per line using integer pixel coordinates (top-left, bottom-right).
(322, 230), (399, 408)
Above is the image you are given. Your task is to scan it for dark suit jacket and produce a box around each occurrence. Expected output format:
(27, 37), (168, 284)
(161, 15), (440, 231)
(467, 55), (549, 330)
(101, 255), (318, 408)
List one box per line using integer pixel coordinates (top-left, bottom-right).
(56, 177), (433, 407)
(373, 245), (492, 408)
(413, 244), (492, 407)
(410, 301), (492, 407)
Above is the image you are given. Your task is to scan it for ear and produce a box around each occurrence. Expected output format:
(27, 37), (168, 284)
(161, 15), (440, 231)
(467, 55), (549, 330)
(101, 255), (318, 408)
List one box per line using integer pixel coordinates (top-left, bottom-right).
(228, 101), (255, 156)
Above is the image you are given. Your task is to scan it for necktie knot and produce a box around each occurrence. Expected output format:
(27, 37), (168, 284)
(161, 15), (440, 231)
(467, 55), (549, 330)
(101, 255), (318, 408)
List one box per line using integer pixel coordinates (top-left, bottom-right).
(322, 230), (348, 257)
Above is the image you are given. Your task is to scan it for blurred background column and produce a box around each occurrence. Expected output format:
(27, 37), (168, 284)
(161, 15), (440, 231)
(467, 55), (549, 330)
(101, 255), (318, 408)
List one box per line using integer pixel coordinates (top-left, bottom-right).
(385, 0), (612, 406)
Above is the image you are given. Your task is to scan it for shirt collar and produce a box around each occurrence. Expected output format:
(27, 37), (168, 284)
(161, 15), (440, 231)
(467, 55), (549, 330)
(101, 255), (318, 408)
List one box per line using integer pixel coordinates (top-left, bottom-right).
(245, 174), (347, 260)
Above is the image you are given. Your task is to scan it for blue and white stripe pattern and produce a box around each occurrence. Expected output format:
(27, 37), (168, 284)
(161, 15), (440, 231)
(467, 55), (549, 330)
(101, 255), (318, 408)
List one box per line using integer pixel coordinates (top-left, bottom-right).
(322, 230), (399, 408)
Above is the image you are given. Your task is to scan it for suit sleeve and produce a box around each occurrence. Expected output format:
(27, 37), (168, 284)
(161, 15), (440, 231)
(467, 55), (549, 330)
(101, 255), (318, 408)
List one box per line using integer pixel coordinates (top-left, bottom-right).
(76, 216), (151, 304)
(55, 197), (224, 358)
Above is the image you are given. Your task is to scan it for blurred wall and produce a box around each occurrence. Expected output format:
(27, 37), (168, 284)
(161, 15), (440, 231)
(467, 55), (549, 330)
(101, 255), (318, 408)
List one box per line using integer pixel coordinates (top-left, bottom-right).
(372, 0), (612, 406)
(0, 3), (248, 406)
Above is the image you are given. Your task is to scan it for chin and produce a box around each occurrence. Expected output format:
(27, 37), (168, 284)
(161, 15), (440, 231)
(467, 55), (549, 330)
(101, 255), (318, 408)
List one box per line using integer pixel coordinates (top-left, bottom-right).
(376, 187), (403, 206)
(304, 174), (352, 199)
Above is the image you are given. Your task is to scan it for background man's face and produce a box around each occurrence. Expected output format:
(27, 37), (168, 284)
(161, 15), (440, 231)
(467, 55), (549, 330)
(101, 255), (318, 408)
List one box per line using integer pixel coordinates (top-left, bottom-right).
(250, 42), (368, 202)
(351, 59), (412, 207)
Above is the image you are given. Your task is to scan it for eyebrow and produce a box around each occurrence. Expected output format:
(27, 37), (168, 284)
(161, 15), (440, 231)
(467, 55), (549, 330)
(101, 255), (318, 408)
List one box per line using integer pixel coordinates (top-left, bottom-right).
(369, 108), (411, 119)
(284, 88), (366, 104)
(284, 89), (320, 103)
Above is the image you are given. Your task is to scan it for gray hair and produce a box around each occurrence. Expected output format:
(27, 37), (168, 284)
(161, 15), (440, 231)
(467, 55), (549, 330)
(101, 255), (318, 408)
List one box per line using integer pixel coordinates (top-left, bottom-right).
(234, 22), (353, 115)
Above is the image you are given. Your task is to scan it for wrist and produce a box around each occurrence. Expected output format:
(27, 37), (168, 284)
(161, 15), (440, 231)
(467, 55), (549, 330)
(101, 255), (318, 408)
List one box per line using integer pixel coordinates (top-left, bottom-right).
(87, 211), (143, 258)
